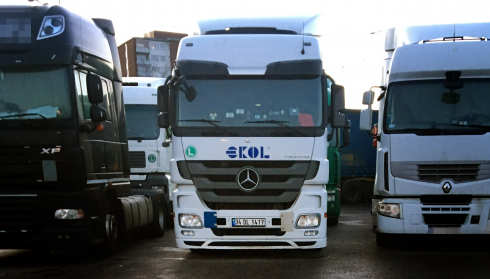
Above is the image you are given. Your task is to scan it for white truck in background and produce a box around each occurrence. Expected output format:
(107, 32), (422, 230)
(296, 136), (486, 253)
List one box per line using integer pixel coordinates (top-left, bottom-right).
(157, 16), (349, 250)
(123, 77), (175, 224)
(361, 23), (490, 245)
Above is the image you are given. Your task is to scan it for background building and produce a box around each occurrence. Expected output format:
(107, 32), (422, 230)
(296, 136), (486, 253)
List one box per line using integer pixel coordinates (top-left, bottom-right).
(118, 31), (187, 78)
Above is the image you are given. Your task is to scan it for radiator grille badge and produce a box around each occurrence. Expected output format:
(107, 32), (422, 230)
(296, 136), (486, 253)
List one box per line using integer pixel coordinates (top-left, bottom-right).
(442, 182), (452, 193)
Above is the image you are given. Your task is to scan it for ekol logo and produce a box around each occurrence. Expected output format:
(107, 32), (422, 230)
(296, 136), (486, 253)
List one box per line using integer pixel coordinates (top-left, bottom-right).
(226, 146), (270, 159)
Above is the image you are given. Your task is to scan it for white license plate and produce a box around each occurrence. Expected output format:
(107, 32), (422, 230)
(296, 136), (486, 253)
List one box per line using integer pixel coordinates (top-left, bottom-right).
(429, 227), (460, 234)
(232, 218), (266, 227)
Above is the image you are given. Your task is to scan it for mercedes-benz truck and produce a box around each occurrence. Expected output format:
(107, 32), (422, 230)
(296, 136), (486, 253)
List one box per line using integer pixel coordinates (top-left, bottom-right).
(0, 5), (166, 256)
(123, 77), (175, 223)
(360, 23), (490, 245)
(157, 16), (349, 250)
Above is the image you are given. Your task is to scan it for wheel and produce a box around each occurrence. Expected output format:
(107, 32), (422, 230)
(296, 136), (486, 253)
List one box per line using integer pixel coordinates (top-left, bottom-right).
(100, 199), (119, 257)
(148, 195), (166, 238)
(342, 180), (364, 204)
(327, 217), (339, 226)
(376, 233), (393, 247)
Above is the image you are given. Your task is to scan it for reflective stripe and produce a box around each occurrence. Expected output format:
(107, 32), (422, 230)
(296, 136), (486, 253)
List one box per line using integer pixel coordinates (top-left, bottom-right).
(87, 178), (130, 184)
(0, 194), (37, 197)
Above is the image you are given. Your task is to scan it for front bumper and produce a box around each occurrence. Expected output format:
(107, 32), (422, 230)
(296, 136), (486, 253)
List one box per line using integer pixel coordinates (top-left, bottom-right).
(374, 198), (490, 235)
(173, 185), (327, 249)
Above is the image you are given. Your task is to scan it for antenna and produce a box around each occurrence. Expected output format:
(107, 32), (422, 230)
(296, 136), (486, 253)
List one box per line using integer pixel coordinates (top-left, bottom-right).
(453, 23), (456, 42)
(301, 22), (305, 55)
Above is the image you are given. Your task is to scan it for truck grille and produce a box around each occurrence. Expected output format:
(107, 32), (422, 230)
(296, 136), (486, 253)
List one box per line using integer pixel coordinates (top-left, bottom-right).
(423, 214), (467, 226)
(184, 160), (315, 209)
(418, 164), (480, 183)
(129, 151), (146, 168)
(0, 146), (61, 184)
(390, 161), (490, 183)
(0, 195), (41, 239)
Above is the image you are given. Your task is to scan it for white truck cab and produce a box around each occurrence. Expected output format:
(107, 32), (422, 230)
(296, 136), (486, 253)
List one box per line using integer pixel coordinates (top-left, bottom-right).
(157, 16), (348, 250)
(123, 77), (175, 217)
(361, 23), (490, 245)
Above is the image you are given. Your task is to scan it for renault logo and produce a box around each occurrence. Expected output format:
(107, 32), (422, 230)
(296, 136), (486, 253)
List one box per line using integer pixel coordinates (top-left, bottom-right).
(237, 168), (259, 191)
(442, 182), (452, 193)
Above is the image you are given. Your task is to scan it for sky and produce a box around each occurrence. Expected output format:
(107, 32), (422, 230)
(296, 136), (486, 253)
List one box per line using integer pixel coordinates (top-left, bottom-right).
(4, 0), (490, 108)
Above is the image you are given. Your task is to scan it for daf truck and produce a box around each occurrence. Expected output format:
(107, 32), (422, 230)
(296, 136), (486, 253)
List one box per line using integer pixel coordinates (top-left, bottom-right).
(360, 23), (490, 245)
(0, 5), (166, 256)
(122, 77), (175, 222)
(157, 16), (349, 250)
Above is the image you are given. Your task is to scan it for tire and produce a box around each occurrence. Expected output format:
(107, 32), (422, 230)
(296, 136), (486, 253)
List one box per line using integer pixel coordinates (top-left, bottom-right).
(327, 217), (339, 226)
(376, 233), (393, 247)
(342, 180), (364, 204)
(100, 199), (119, 257)
(148, 195), (166, 238)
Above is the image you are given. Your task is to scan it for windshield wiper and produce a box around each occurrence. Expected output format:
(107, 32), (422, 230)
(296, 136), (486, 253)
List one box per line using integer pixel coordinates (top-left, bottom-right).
(390, 128), (443, 135)
(0, 113), (48, 127)
(244, 120), (306, 136)
(180, 119), (238, 136)
(450, 123), (490, 130)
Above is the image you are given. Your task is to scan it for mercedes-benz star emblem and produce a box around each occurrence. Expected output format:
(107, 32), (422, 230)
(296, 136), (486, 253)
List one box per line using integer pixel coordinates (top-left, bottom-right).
(442, 182), (452, 193)
(237, 168), (259, 191)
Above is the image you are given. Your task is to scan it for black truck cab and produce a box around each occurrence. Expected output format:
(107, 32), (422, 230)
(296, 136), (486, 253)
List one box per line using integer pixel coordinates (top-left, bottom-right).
(0, 5), (139, 252)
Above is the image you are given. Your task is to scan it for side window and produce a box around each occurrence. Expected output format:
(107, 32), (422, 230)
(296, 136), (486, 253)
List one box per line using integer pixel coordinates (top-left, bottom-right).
(101, 79), (112, 121)
(75, 71), (113, 121)
(78, 72), (91, 119)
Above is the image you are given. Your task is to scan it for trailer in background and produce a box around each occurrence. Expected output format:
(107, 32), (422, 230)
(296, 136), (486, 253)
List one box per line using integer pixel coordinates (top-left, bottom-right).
(340, 109), (378, 203)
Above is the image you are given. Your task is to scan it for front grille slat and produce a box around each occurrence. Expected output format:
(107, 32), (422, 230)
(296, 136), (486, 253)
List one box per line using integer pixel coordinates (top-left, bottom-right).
(186, 160), (311, 210)
(417, 164), (480, 183)
(129, 151), (146, 168)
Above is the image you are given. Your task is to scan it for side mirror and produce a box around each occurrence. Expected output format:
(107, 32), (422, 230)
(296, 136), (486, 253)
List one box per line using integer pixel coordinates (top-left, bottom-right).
(157, 84), (169, 112)
(341, 119), (351, 148)
(86, 73), (103, 104)
(90, 106), (107, 123)
(331, 84), (346, 128)
(362, 90), (375, 105)
(158, 113), (169, 128)
(185, 86), (197, 102)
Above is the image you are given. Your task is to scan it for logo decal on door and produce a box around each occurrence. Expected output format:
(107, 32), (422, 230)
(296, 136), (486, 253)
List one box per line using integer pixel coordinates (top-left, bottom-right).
(185, 145), (197, 158)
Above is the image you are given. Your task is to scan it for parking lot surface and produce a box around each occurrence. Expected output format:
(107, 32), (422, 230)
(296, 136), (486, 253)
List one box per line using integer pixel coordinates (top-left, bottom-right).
(2, 203), (490, 279)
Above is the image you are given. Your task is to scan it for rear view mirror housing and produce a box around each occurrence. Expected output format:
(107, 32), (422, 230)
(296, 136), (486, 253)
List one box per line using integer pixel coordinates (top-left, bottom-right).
(360, 90), (374, 131)
(86, 73), (103, 104)
(157, 84), (170, 129)
(90, 106), (107, 123)
(441, 92), (461, 104)
(331, 84), (346, 128)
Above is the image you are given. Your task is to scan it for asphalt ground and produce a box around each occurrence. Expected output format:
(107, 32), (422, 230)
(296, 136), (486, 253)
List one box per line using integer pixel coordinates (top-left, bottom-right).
(2, 203), (490, 279)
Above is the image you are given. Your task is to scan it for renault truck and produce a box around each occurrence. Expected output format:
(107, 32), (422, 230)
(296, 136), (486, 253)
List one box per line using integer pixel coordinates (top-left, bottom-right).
(157, 16), (349, 250)
(360, 23), (490, 245)
(0, 5), (166, 256)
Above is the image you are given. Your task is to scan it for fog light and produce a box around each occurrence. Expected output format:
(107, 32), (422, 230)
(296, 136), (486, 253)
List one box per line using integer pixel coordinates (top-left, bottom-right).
(327, 195), (336, 202)
(304, 230), (318, 236)
(295, 214), (320, 228)
(54, 209), (84, 220)
(181, 230), (195, 236)
(377, 202), (401, 218)
(179, 213), (203, 228)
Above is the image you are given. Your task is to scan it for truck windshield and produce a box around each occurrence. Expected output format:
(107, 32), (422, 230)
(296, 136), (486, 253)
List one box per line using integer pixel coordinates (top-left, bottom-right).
(176, 76), (323, 127)
(125, 104), (160, 140)
(385, 79), (490, 133)
(0, 66), (71, 119)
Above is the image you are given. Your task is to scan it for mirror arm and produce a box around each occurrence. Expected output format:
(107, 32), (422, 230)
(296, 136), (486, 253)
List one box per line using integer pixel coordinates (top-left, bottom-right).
(327, 129), (334, 141)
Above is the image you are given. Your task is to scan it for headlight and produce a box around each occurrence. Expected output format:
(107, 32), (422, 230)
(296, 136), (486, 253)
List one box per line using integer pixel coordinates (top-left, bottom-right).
(377, 202), (401, 218)
(37, 15), (65, 40)
(327, 194), (336, 202)
(295, 214), (320, 228)
(179, 213), (203, 228)
(54, 209), (84, 220)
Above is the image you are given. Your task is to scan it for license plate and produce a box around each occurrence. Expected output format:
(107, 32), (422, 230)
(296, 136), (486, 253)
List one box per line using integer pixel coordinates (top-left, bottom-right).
(429, 227), (460, 234)
(232, 218), (266, 227)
